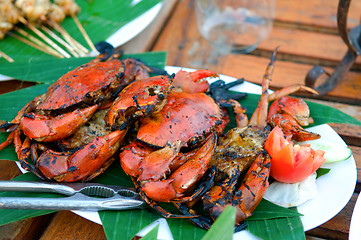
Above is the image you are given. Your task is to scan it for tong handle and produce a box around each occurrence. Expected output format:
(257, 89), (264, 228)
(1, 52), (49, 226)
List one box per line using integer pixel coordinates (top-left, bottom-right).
(0, 181), (76, 196)
(0, 194), (147, 211)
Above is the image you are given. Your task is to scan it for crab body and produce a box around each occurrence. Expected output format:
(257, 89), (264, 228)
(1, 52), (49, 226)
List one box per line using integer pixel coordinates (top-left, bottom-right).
(137, 92), (223, 148)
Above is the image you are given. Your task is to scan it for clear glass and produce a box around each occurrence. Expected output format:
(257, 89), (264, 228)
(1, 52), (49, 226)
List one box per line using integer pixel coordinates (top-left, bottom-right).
(195, 0), (275, 55)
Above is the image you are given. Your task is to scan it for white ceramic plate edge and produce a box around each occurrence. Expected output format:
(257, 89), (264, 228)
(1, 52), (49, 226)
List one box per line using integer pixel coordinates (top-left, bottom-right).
(349, 191), (361, 239)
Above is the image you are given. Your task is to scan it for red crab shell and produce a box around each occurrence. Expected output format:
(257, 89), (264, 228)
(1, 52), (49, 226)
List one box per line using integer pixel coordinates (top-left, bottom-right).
(37, 58), (149, 111)
(136, 92), (222, 148)
(106, 74), (173, 129)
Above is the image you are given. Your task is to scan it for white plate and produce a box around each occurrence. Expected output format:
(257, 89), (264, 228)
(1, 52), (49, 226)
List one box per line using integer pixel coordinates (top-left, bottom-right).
(350, 193), (361, 240)
(106, 2), (162, 47)
(0, 2), (162, 81)
(16, 66), (357, 239)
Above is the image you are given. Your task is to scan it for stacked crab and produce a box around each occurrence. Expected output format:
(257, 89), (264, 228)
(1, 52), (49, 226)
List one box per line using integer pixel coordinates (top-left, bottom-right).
(0, 50), (323, 230)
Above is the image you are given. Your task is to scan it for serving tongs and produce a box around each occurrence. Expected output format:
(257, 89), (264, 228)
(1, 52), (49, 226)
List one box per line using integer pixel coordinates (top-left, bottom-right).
(0, 181), (147, 211)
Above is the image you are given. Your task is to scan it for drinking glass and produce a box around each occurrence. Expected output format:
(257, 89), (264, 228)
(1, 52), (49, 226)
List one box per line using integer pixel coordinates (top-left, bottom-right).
(195, 0), (275, 55)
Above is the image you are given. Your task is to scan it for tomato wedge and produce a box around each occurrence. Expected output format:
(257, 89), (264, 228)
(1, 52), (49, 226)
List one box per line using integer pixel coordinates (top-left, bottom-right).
(264, 126), (326, 183)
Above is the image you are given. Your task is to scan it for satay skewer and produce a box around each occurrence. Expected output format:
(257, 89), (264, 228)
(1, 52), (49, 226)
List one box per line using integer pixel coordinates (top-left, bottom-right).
(18, 16), (71, 58)
(0, 49), (14, 62)
(71, 14), (97, 54)
(7, 31), (63, 58)
(49, 21), (88, 56)
(53, 0), (97, 55)
(14, 26), (65, 57)
(40, 25), (79, 57)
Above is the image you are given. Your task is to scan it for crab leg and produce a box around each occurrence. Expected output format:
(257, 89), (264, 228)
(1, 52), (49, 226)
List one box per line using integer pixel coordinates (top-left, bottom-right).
(0, 131), (15, 151)
(141, 133), (217, 202)
(203, 151), (270, 224)
(172, 70), (218, 93)
(20, 105), (99, 142)
(268, 84), (318, 101)
(36, 129), (127, 182)
(137, 141), (182, 182)
(248, 49), (276, 128)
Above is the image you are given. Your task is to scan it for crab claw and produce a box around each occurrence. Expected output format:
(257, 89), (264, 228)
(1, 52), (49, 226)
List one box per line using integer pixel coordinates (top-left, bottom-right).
(36, 129), (127, 182)
(20, 105), (99, 142)
(106, 75), (173, 130)
(268, 96), (314, 126)
(141, 133), (217, 202)
(268, 96), (320, 141)
(269, 113), (320, 141)
(138, 141), (182, 182)
(208, 79), (247, 104)
(172, 70), (218, 93)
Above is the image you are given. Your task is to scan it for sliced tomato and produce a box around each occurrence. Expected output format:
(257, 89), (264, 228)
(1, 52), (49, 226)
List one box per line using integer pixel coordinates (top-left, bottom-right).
(264, 126), (326, 184)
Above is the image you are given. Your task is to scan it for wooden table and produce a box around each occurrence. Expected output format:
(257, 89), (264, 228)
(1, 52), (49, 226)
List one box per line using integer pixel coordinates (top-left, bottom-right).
(1, 0), (360, 239)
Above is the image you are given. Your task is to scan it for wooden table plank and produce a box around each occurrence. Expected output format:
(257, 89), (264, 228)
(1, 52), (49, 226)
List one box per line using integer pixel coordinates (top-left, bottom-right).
(0, 214), (55, 240)
(0, 160), (22, 180)
(40, 211), (106, 240)
(257, 27), (361, 69)
(152, 0), (361, 103)
(275, 0), (361, 31)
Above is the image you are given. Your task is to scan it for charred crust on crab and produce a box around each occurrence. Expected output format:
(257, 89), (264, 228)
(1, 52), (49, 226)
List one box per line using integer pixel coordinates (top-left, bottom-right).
(208, 78), (247, 104)
(95, 41), (117, 60)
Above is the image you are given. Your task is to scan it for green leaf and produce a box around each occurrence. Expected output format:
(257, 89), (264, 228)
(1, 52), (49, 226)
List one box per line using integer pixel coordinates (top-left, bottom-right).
(0, 51), (167, 83)
(201, 206), (235, 240)
(141, 225), (159, 240)
(0, 0), (162, 62)
(99, 209), (159, 240)
(316, 168), (331, 178)
(247, 199), (302, 220)
(246, 216), (305, 240)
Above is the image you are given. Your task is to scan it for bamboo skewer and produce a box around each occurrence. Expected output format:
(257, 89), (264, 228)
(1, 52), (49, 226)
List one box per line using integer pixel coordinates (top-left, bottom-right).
(57, 24), (89, 54)
(7, 31), (63, 58)
(1, 0), (98, 59)
(71, 14), (97, 54)
(0, 49), (14, 62)
(40, 25), (79, 57)
(50, 21), (88, 56)
(18, 16), (71, 58)
(14, 26), (64, 57)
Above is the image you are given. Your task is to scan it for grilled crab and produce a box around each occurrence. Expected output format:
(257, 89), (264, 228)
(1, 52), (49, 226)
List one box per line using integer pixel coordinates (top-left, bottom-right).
(0, 50), (168, 182)
(118, 69), (249, 218)
(174, 49), (321, 230)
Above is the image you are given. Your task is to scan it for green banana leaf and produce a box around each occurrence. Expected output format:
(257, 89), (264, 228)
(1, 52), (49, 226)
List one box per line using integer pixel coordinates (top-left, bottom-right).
(0, 52), (360, 239)
(201, 206), (236, 240)
(0, 0), (162, 62)
(0, 51), (167, 83)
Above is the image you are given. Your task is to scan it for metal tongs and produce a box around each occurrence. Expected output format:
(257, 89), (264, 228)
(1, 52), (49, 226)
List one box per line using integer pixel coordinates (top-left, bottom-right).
(0, 181), (147, 211)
